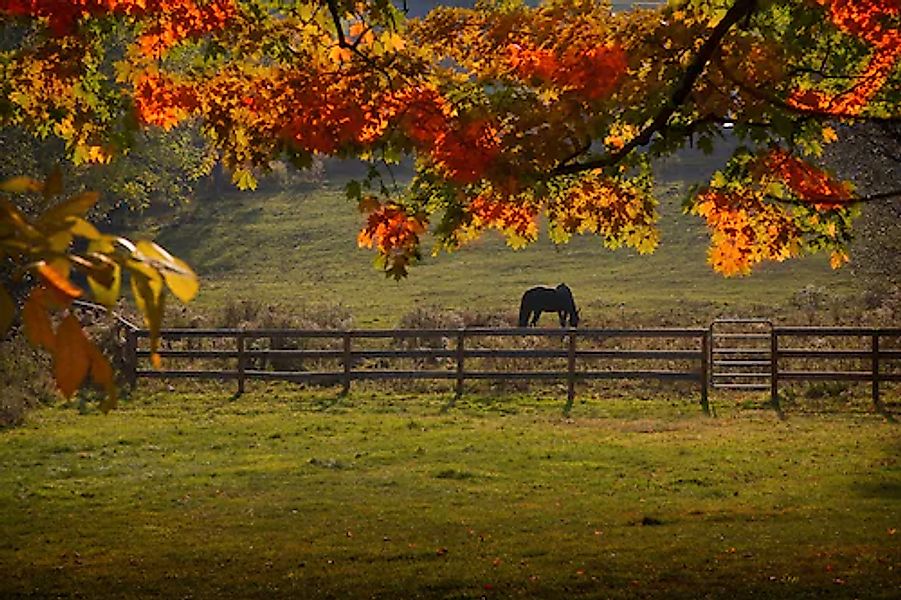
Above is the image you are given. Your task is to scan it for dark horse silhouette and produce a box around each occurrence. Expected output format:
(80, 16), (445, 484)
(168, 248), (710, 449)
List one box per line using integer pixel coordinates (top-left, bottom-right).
(518, 283), (580, 327)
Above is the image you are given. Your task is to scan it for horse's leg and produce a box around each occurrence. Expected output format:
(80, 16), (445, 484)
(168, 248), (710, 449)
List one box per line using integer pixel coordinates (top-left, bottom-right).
(530, 310), (541, 326)
(558, 311), (567, 327)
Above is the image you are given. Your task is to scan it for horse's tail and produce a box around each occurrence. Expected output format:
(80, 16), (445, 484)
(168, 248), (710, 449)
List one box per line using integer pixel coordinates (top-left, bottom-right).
(518, 293), (530, 327)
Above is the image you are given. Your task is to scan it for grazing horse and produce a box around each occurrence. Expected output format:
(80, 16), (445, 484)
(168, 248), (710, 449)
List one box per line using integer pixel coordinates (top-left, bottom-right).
(518, 283), (580, 327)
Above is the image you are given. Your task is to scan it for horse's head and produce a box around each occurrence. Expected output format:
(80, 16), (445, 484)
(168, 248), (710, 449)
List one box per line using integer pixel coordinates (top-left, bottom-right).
(569, 309), (580, 327)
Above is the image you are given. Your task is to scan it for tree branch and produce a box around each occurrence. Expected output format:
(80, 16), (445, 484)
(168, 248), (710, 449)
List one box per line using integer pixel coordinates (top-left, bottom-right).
(717, 55), (901, 126)
(765, 188), (901, 207)
(550, 0), (758, 177)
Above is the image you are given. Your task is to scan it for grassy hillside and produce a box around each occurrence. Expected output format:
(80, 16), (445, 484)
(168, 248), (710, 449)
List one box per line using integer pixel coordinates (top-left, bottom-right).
(153, 179), (857, 327)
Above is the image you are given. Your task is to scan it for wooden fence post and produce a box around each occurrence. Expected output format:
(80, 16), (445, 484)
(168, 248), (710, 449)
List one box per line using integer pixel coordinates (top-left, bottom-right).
(564, 330), (577, 416)
(770, 329), (781, 414)
(872, 333), (883, 413)
(454, 329), (465, 402)
(125, 328), (137, 389)
(236, 332), (246, 395)
(341, 332), (352, 396)
(700, 331), (710, 415)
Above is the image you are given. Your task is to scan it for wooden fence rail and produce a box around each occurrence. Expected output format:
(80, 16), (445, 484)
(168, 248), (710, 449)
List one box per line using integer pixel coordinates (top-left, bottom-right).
(129, 327), (710, 415)
(771, 327), (901, 414)
(71, 303), (898, 415)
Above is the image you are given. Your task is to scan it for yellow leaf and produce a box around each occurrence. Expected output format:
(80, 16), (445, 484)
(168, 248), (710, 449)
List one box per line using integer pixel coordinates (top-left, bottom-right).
(53, 314), (91, 398)
(384, 32), (405, 52)
(47, 230), (74, 253)
(38, 192), (100, 227)
(329, 45), (353, 62)
(134, 240), (199, 303)
(822, 127), (837, 143)
(0, 285), (13, 335)
(0, 176), (43, 194)
(23, 289), (56, 351)
(86, 256), (121, 307)
(129, 267), (165, 364)
(829, 250), (849, 269)
(129, 267), (164, 327)
(69, 217), (102, 240)
(88, 236), (116, 254)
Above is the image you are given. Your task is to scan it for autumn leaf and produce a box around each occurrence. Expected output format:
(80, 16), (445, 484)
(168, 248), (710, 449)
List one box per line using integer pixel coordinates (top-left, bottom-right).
(22, 289), (56, 351)
(0, 176), (43, 194)
(53, 314), (91, 398)
(38, 192), (100, 227)
(134, 240), (199, 303)
(829, 250), (849, 269)
(86, 254), (122, 307)
(37, 262), (82, 303)
(130, 265), (166, 367)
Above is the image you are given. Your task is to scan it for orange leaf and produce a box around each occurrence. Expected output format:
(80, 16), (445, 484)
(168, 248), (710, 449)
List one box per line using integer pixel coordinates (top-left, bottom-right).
(53, 314), (91, 398)
(37, 262), (81, 302)
(22, 289), (56, 351)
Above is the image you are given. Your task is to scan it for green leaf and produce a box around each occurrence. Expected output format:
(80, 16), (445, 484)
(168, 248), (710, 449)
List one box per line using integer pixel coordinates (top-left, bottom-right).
(345, 179), (363, 201)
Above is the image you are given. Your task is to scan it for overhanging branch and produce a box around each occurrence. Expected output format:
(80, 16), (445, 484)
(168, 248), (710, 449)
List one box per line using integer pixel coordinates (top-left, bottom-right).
(550, 0), (758, 177)
(765, 188), (901, 207)
(717, 55), (901, 126)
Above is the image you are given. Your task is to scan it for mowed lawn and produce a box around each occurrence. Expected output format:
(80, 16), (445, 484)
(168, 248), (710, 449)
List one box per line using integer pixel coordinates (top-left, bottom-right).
(1, 386), (898, 599)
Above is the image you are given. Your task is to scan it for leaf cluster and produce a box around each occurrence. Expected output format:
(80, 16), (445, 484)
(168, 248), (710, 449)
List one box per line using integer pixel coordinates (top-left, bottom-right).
(0, 172), (198, 408)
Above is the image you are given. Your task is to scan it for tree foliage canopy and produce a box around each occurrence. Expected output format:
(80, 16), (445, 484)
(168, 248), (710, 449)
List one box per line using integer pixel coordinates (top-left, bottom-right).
(1, 0), (899, 398)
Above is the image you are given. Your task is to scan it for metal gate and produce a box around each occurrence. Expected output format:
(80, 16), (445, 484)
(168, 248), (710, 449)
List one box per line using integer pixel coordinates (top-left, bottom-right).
(710, 319), (773, 391)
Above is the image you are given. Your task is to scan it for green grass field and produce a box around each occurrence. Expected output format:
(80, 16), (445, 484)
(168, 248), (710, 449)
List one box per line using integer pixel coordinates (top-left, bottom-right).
(152, 182), (857, 327)
(1, 387), (898, 598)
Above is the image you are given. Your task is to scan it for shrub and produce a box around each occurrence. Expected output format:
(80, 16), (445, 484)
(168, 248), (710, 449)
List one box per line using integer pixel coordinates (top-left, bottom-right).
(0, 335), (55, 426)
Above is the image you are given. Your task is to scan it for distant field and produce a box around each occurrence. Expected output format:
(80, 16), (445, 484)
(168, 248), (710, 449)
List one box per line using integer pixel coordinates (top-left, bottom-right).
(154, 181), (857, 327)
(0, 388), (897, 599)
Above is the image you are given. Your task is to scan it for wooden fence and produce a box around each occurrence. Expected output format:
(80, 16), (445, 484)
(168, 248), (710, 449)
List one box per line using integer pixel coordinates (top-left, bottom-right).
(772, 327), (901, 414)
(123, 327), (711, 415)
(73, 302), (898, 415)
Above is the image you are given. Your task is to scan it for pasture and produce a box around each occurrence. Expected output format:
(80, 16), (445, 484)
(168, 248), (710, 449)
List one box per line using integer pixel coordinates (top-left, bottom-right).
(151, 183), (859, 327)
(1, 385), (898, 599)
